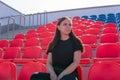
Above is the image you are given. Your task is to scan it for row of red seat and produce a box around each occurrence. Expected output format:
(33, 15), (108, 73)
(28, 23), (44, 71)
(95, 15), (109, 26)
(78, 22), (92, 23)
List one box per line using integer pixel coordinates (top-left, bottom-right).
(0, 43), (120, 65)
(0, 60), (120, 80)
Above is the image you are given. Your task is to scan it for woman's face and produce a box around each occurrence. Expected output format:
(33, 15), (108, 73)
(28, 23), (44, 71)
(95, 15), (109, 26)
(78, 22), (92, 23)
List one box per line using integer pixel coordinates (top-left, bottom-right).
(58, 19), (72, 35)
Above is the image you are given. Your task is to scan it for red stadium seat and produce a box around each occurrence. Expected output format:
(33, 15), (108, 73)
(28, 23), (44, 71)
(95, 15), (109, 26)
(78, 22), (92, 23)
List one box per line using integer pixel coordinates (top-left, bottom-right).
(80, 45), (93, 64)
(77, 65), (83, 80)
(18, 61), (47, 80)
(22, 46), (42, 59)
(26, 33), (39, 39)
(88, 61), (120, 80)
(27, 29), (37, 34)
(102, 27), (118, 34)
(41, 37), (52, 50)
(10, 39), (24, 47)
(73, 29), (83, 36)
(0, 62), (17, 80)
(37, 26), (48, 33)
(81, 45), (92, 58)
(88, 24), (103, 29)
(100, 33), (119, 43)
(0, 40), (9, 49)
(94, 21), (103, 26)
(76, 25), (88, 31)
(38, 31), (52, 40)
(84, 28), (101, 38)
(14, 34), (26, 39)
(3, 47), (21, 59)
(96, 43), (120, 58)
(79, 34), (98, 48)
(25, 38), (40, 47)
(104, 23), (117, 28)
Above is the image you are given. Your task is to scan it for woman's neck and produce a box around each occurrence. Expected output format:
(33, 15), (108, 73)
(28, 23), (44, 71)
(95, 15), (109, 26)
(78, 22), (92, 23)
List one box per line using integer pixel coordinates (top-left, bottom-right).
(61, 35), (69, 40)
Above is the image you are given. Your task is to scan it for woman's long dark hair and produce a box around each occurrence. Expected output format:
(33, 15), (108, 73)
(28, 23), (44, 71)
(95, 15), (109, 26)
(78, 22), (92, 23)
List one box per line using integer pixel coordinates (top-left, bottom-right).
(46, 17), (83, 54)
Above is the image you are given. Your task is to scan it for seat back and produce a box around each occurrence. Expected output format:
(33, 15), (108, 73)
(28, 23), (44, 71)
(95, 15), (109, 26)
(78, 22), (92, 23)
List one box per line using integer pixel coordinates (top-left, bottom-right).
(88, 61), (120, 80)
(100, 33), (119, 43)
(22, 46), (42, 59)
(0, 62), (17, 80)
(96, 43), (120, 58)
(10, 39), (24, 47)
(25, 38), (40, 47)
(77, 65), (83, 80)
(0, 40), (9, 48)
(3, 47), (21, 59)
(18, 61), (46, 80)
(81, 45), (92, 58)
(14, 34), (26, 39)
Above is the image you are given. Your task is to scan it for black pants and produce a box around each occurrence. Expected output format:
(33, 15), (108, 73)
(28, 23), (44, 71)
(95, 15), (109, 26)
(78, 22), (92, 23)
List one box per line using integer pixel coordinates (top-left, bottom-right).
(30, 72), (78, 80)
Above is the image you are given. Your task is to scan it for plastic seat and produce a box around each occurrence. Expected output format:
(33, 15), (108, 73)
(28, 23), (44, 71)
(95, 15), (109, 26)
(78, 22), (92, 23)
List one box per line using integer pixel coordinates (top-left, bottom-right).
(10, 39), (24, 47)
(73, 29), (83, 36)
(47, 27), (56, 33)
(100, 33), (119, 43)
(41, 37), (52, 50)
(0, 62), (17, 80)
(27, 29), (37, 34)
(18, 61), (47, 80)
(76, 25), (88, 31)
(37, 26), (47, 33)
(3, 47), (21, 59)
(85, 28), (101, 38)
(25, 38), (40, 47)
(73, 16), (80, 21)
(77, 65), (83, 80)
(102, 27), (118, 34)
(94, 21), (103, 25)
(46, 23), (56, 33)
(104, 23), (117, 28)
(0, 40), (9, 49)
(22, 46), (42, 59)
(14, 34), (26, 39)
(81, 45), (92, 58)
(26, 33), (39, 39)
(80, 45), (93, 64)
(88, 61), (120, 80)
(79, 34), (98, 48)
(96, 43), (120, 58)
(88, 24), (103, 29)
(38, 31), (52, 39)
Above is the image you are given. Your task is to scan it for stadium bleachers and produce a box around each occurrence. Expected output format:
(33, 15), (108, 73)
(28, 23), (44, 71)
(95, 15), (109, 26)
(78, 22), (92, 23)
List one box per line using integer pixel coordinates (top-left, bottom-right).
(0, 13), (120, 80)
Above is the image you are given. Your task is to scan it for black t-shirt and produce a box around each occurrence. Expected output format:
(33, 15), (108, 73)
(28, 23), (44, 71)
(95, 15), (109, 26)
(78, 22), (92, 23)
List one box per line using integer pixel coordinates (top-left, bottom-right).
(49, 38), (83, 75)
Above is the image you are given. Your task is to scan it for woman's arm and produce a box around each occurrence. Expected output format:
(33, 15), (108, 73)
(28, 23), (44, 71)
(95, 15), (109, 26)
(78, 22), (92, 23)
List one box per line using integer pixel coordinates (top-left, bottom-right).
(58, 50), (81, 79)
(46, 52), (57, 80)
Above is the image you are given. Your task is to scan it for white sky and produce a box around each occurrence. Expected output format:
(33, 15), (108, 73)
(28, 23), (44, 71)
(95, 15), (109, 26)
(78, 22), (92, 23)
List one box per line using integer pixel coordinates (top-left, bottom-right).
(1, 0), (120, 14)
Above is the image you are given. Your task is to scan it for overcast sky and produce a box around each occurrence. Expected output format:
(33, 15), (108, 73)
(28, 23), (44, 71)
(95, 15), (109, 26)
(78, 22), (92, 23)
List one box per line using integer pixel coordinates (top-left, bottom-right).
(1, 0), (120, 14)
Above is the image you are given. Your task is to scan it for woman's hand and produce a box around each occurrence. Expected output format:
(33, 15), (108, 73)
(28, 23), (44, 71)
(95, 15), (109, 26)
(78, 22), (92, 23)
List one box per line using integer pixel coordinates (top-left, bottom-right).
(50, 72), (57, 80)
(57, 73), (64, 80)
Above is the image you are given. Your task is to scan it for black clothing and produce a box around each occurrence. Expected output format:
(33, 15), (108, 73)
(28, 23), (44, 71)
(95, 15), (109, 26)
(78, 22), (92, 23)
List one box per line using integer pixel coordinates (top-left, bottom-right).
(31, 72), (77, 80)
(50, 38), (83, 75)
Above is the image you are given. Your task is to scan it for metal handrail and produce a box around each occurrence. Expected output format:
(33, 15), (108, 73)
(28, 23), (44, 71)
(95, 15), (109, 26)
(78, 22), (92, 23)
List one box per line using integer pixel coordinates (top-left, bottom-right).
(36, 13), (39, 26)
(19, 15), (25, 32)
(28, 14), (32, 28)
(7, 17), (15, 39)
(32, 14), (34, 27)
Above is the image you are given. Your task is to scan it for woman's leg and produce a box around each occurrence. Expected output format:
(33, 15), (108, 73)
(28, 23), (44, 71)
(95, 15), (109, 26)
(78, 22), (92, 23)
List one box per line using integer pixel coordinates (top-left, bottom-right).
(30, 72), (51, 80)
(59, 73), (78, 80)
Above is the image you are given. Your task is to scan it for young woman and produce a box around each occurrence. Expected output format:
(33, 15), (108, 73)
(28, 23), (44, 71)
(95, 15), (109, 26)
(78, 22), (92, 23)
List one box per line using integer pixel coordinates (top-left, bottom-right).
(31, 17), (84, 80)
